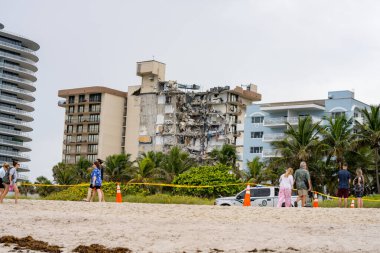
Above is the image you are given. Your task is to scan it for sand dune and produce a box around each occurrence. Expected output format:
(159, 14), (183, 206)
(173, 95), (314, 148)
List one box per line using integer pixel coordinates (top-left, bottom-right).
(0, 199), (379, 252)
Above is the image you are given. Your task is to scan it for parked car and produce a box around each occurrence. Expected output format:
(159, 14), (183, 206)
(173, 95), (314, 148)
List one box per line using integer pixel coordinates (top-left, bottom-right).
(214, 186), (298, 207)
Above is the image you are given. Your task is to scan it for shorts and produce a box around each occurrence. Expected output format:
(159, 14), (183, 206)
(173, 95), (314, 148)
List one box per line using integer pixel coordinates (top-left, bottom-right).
(337, 188), (349, 198)
(0, 178), (4, 189)
(354, 186), (364, 198)
(298, 189), (308, 196)
(89, 184), (101, 190)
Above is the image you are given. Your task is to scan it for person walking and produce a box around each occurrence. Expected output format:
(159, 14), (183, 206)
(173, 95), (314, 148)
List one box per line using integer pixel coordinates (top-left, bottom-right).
(85, 161), (102, 202)
(294, 161), (311, 207)
(353, 168), (364, 208)
(337, 163), (351, 208)
(277, 168), (294, 207)
(0, 161), (20, 204)
(0, 162), (9, 196)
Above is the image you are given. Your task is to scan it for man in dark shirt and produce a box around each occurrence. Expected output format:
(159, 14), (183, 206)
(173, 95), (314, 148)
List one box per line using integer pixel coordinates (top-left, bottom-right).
(338, 163), (351, 208)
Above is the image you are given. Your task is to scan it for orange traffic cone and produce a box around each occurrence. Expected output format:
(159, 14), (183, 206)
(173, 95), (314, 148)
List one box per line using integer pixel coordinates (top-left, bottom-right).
(313, 192), (318, 208)
(243, 184), (251, 207)
(116, 183), (122, 203)
(350, 199), (355, 208)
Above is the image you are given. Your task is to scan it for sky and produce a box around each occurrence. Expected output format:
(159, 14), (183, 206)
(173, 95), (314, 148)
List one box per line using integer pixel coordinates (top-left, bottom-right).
(1, 0), (380, 181)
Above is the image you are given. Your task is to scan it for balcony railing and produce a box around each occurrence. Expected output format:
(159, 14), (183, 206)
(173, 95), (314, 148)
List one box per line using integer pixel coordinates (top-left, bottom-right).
(263, 116), (322, 126)
(0, 116), (30, 126)
(0, 62), (35, 75)
(262, 133), (286, 142)
(0, 94), (33, 106)
(262, 149), (282, 158)
(0, 105), (32, 116)
(0, 39), (35, 54)
(0, 51), (35, 65)
(0, 138), (30, 149)
(66, 118), (100, 124)
(0, 84), (33, 95)
(0, 149), (30, 159)
(17, 174), (29, 181)
(0, 127), (30, 137)
(0, 73), (34, 85)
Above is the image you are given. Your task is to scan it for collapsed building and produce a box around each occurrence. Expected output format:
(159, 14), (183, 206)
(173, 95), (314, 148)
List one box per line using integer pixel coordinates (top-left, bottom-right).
(125, 60), (262, 169)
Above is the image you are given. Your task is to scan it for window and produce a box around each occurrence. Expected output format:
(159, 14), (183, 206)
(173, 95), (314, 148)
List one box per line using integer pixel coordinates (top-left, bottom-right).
(76, 145), (81, 153)
(87, 154), (97, 161)
(251, 116), (264, 123)
(88, 134), (98, 142)
(88, 144), (98, 153)
(64, 155), (70, 163)
(66, 115), (73, 123)
(66, 135), (72, 143)
(252, 188), (271, 197)
(77, 125), (83, 133)
(354, 112), (360, 118)
(75, 155), (81, 163)
(165, 96), (171, 104)
(89, 93), (101, 102)
(77, 135), (82, 142)
(89, 104), (101, 112)
(250, 146), (263, 154)
(66, 125), (73, 133)
(68, 106), (75, 113)
(89, 114), (100, 122)
(88, 124), (99, 132)
(78, 105), (85, 113)
(332, 111), (345, 119)
(68, 96), (75, 104)
(65, 145), (71, 153)
(78, 115), (84, 122)
(251, 132), (263, 138)
(79, 94), (86, 103)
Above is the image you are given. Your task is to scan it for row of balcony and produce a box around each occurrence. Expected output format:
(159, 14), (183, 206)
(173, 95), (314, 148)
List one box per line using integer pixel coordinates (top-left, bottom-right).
(0, 115), (31, 127)
(64, 129), (99, 134)
(66, 118), (100, 124)
(63, 150), (98, 155)
(0, 62), (35, 76)
(63, 139), (99, 144)
(0, 127), (30, 138)
(0, 149), (30, 159)
(58, 99), (102, 106)
(0, 138), (30, 149)
(0, 94), (33, 106)
(0, 73), (34, 86)
(0, 83), (33, 96)
(0, 105), (31, 117)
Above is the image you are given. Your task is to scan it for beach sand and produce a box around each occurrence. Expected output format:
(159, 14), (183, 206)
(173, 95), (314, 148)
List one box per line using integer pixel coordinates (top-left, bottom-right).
(0, 199), (379, 252)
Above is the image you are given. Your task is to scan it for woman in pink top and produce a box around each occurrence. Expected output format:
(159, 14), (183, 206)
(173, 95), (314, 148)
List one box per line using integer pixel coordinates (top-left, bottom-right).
(277, 168), (294, 207)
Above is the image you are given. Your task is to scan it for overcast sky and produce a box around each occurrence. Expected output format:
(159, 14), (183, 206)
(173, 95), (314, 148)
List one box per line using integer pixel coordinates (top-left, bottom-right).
(1, 0), (380, 181)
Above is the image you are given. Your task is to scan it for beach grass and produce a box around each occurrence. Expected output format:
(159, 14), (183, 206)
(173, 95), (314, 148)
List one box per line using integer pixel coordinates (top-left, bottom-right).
(104, 194), (214, 205)
(319, 194), (380, 208)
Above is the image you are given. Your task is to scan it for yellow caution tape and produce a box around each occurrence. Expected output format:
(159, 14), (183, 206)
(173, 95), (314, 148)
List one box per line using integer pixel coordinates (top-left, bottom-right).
(314, 191), (380, 202)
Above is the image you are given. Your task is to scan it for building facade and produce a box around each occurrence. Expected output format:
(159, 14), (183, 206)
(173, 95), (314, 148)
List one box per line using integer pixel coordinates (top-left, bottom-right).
(0, 23), (39, 180)
(58, 86), (127, 164)
(243, 90), (369, 169)
(125, 60), (262, 168)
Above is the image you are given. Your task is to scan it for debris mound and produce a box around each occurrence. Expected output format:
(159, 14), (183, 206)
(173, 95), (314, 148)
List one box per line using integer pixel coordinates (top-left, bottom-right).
(0, 235), (62, 253)
(72, 244), (132, 253)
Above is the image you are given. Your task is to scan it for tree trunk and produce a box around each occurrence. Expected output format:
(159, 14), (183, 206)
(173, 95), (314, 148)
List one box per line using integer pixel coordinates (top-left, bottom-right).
(376, 148), (380, 194)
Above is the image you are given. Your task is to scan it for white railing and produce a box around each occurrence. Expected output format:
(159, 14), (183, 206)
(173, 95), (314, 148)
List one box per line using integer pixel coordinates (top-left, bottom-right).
(262, 149), (282, 158)
(0, 62), (35, 75)
(262, 133), (286, 142)
(0, 51), (35, 64)
(17, 174), (29, 181)
(0, 73), (34, 85)
(263, 116), (322, 126)
(0, 84), (33, 95)
(0, 138), (30, 149)
(0, 105), (31, 116)
(0, 39), (35, 53)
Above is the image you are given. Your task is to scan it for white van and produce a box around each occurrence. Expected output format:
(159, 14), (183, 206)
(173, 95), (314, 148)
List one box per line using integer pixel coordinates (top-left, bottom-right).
(214, 186), (298, 207)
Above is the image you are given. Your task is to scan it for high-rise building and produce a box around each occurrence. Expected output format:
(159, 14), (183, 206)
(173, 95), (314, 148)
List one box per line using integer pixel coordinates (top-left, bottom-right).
(243, 90), (369, 168)
(58, 86), (127, 163)
(125, 60), (262, 168)
(0, 23), (39, 180)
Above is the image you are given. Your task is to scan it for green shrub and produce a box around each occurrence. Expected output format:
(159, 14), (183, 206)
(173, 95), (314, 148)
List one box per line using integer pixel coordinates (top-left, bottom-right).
(172, 164), (242, 198)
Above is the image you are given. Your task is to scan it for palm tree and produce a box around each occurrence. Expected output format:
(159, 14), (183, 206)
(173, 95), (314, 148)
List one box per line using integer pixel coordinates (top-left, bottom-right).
(104, 153), (133, 182)
(129, 157), (162, 183)
(210, 144), (238, 168)
(35, 176), (55, 197)
(244, 157), (265, 183)
(161, 146), (195, 182)
(74, 157), (92, 182)
(322, 115), (354, 168)
(52, 162), (78, 185)
(272, 116), (324, 166)
(140, 151), (164, 169)
(356, 105), (380, 193)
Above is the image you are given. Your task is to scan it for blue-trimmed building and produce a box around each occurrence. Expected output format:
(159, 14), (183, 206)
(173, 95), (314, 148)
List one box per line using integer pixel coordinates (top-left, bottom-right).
(242, 90), (369, 169)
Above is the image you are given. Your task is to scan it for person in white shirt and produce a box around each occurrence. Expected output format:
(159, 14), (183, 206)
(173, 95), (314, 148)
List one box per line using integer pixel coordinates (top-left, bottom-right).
(0, 161), (20, 204)
(277, 168), (294, 207)
(0, 162), (9, 196)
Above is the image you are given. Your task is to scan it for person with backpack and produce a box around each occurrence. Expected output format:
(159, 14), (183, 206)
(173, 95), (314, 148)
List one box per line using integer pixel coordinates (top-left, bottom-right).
(0, 161), (20, 204)
(353, 168), (365, 208)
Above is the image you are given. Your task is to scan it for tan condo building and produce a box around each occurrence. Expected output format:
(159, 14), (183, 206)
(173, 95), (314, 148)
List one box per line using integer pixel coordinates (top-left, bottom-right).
(58, 86), (127, 163)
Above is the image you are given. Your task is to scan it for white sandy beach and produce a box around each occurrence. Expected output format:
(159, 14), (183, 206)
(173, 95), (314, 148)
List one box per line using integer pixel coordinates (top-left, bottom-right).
(0, 199), (379, 253)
